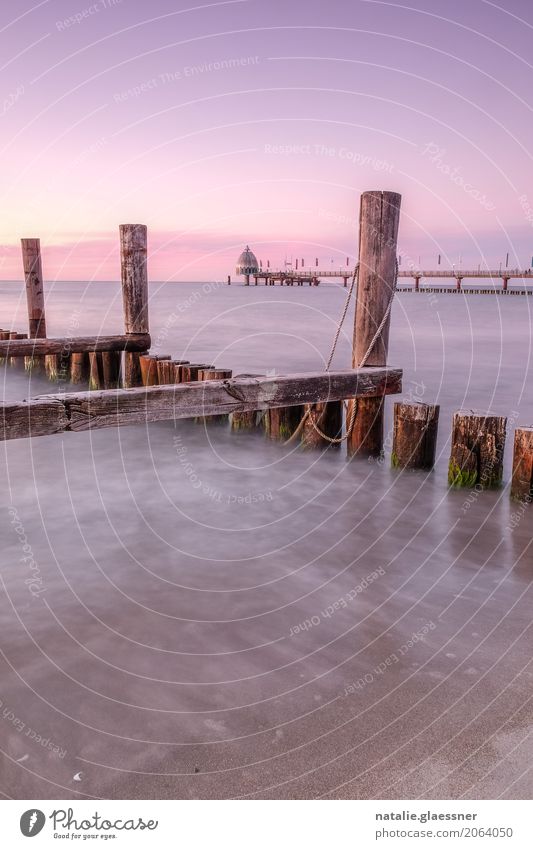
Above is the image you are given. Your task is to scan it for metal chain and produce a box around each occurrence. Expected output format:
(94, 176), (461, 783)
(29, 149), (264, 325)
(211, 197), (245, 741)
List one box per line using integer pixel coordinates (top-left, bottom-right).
(284, 259), (398, 446)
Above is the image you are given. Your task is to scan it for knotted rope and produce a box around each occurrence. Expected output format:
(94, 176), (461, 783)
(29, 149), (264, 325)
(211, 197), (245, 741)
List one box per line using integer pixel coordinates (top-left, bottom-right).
(284, 259), (398, 446)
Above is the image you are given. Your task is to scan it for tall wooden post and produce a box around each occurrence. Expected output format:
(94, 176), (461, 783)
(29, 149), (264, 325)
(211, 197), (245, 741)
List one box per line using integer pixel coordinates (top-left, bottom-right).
(347, 190), (401, 457)
(120, 224), (149, 388)
(21, 239), (47, 339)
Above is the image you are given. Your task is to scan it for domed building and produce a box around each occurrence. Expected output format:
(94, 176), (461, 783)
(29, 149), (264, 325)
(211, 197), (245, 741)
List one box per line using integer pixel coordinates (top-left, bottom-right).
(236, 245), (259, 284)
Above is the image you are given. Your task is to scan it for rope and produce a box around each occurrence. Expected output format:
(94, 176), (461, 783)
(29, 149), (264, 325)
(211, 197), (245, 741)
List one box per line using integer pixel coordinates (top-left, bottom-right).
(284, 259), (398, 446)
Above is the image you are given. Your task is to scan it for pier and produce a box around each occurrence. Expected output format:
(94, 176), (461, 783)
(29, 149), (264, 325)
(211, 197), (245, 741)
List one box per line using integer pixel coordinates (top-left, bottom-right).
(235, 266), (533, 292)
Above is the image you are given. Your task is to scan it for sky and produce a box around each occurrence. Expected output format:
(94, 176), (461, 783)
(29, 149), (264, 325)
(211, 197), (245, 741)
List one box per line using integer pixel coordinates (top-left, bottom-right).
(1, 0), (532, 281)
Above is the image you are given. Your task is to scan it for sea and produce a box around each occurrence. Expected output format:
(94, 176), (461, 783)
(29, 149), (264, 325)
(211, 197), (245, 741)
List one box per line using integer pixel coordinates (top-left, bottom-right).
(0, 279), (531, 799)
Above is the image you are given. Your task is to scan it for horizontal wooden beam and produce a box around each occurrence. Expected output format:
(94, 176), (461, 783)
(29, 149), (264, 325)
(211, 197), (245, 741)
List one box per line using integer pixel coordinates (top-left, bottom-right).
(1, 367), (401, 441)
(0, 333), (150, 357)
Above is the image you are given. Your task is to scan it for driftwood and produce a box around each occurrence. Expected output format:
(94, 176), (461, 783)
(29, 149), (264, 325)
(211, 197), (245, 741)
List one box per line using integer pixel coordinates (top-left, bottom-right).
(0, 367), (402, 441)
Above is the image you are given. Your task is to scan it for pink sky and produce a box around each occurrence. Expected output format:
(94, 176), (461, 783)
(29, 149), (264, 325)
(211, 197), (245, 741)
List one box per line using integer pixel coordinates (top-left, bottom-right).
(1, 0), (532, 280)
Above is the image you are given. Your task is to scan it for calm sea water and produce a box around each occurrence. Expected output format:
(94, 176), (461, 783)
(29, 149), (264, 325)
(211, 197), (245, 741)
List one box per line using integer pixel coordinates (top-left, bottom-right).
(0, 280), (531, 800)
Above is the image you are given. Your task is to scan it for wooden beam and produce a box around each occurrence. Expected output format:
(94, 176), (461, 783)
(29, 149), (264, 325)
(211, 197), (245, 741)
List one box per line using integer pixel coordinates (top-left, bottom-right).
(0, 333), (150, 357)
(0, 367), (401, 441)
(1, 400), (69, 441)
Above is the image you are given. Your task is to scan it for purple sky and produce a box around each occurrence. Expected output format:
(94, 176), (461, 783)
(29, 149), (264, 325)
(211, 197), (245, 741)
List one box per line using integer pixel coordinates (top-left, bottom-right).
(1, 0), (532, 280)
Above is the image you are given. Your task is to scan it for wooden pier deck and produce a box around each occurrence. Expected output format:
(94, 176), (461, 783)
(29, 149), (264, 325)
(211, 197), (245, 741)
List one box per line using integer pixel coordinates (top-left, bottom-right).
(245, 268), (533, 291)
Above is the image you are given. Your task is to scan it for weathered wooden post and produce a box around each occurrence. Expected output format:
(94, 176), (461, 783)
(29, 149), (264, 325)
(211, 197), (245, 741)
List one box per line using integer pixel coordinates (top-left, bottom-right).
(510, 427), (533, 500)
(140, 354), (170, 386)
(70, 352), (89, 384)
(301, 402), (343, 449)
(21, 238), (47, 370)
(88, 352), (101, 390)
(229, 373), (265, 432)
(231, 410), (261, 431)
(101, 351), (121, 389)
(347, 190), (401, 457)
(198, 368), (233, 424)
(0, 330), (9, 365)
(448, 412), (507, 488)
(157, 358), (174, 385)
(392, 402), (440, 469)
(265, 405), (304, 440)
(9, 332), (27, 366)
(21, 239), (47, 340)
(120, 224), (149, 388)
(182, 363), (212, 382)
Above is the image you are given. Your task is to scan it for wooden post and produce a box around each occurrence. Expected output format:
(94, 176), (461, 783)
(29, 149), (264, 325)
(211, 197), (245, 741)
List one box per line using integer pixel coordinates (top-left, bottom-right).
(229, 373), (265, 432)
(0, 330), (9, 365)
(140, 354), (170, 386)
(171, 360), (190, 383)
(21, 239), (47, 340)
(347, 190), (401, 457)
(88, 352), (102, 390)
(511, 427), (533, 500)
(101, 351), (121, 389)
(157, 358), (175, 385)
(70, 352), (89, 384)
(182, 363), (212, 382)
(231, 410), (261, 431)
(10, 332), (27, 366)
(301, 402), (343, 449)
(265, 405), (304, 440)
(392, 402), (439, 469)
(45, 355), (59, 381)
(448, 412), (507, 488)
(120, 224), (149, 388)
(198, 368), (232, 424)
(140, 354), (156, 386)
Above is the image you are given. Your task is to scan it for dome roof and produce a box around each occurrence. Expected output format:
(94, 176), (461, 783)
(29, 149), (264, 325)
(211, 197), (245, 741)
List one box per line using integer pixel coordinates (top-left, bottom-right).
(236, 245), (259, 275)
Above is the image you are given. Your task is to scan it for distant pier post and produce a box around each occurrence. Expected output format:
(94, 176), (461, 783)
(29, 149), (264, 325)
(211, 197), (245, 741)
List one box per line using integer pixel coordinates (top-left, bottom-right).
(120, 224), (149, 388)
(347, 190), (401, 457)
(456, 276), (462, 291)
(503, 277), (509, 292)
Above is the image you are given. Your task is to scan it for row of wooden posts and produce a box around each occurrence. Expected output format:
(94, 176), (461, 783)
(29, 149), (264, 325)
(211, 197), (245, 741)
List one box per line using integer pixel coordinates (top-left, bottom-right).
(392, 404), (533, 502)
(1, 191), (532, 502)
